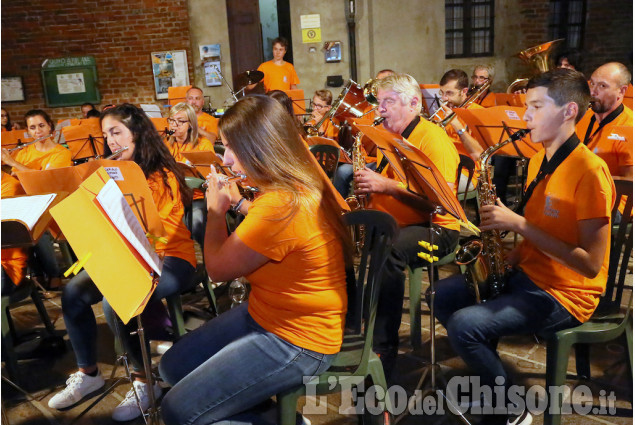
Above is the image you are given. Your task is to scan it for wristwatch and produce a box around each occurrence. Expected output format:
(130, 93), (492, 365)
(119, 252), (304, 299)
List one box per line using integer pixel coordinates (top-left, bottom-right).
(231, 197), (247, 214)
(456, 127), (467, 136)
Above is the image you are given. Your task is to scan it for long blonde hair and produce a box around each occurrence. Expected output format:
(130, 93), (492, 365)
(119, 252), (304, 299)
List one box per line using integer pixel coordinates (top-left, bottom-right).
(219, 95), (352, 262)
(168, 102), (199, 148)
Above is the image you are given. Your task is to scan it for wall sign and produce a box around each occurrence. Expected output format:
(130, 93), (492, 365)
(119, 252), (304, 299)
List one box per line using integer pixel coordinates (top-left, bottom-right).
(41, 56), (100, 107)
(1, 76), (25, 102)
(151, 50), (189, 100)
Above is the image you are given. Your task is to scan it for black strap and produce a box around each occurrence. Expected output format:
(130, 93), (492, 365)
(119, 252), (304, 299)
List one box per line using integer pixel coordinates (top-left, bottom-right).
(583, 104), (624, 145)
(517, 133), (580, 214)
(376, 116), (420, 174)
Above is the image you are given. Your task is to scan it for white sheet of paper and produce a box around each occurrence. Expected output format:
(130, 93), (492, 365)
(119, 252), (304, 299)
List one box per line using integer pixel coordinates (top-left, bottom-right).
(96, 179), (162, 275)
(1, 193), (57, 229)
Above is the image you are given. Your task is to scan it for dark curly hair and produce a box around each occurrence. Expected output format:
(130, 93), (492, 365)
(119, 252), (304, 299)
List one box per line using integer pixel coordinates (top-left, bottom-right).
(100, 103), (192, 206)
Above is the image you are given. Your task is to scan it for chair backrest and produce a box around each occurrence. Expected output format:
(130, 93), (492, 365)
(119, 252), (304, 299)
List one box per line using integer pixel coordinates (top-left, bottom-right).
(455, 154), (476, 207)
(599, 178), (634, 314)
(309, 144), (340, 181)
(341, 210), (398, 373)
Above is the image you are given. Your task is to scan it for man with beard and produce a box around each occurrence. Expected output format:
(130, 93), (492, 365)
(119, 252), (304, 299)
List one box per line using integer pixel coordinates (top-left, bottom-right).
(576, 62), (632, 177)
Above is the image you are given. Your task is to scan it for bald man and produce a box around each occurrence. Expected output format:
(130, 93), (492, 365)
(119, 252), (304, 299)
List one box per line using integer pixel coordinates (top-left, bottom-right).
(576, 62), (633, 177)
(186, 87), (219, 142)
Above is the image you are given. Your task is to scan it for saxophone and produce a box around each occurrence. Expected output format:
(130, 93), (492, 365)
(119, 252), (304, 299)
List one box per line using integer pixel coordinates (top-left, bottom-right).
(455, 128), (530, 302)
(345, 133), (367, 210)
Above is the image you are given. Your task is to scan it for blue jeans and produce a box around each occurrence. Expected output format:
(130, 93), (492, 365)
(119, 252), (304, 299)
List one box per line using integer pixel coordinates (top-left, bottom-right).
(186, 198), (207, 250)
(333, 162), (377, 199)
(433, 270), (581, 391)
(62, 256), (195, 370)
(159, 302), (335, 425)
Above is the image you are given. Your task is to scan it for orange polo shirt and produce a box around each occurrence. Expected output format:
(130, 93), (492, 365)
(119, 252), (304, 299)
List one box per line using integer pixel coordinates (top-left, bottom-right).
(518, 142), (615, 323)
(197, 112), (219, 141)
(147, 170), (196, 268)
(371, 119), (461, 231)
(1, 172), (28, 286)
(13, 143), (72, 172)
(257, 60), (300, 92)
(236, 190), (347, 354)
(445, 103), (483, 184)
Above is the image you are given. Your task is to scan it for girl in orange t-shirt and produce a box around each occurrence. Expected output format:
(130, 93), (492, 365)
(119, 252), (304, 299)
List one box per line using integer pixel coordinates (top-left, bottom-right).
(48, 104), (196, 420)
(165, 102), (213, 248)
(159, 95), (351, 425)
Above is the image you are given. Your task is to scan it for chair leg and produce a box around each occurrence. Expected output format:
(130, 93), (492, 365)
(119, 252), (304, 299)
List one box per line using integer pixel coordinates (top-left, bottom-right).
(408, 267), (423, 349)
(203, 281), (218, 317)
(573, 343), (590, 380)
(165, 294), (186, 339)
(29, 284), (56, 335)
(1, 298), (20, 385)
(367, 355), (392, 414)
(277, 391), (302, 425)
(625, 321), (633, 378)
(544, 337), (574, 425)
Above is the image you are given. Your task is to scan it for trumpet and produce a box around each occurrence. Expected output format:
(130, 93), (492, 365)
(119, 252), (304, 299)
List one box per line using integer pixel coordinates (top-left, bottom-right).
(7, 132), (57, 152)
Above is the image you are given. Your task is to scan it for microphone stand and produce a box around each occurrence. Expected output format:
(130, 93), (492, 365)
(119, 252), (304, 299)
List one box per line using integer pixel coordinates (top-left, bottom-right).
(213, 64), (239, 102)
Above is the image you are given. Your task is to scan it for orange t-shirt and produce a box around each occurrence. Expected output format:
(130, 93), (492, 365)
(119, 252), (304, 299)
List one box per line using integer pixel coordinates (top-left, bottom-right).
(165, 137), (214, 164)
(575, 106), (633, 175)
(1, 172), (28, 286)
(371, 119), (461, 231)
(518, 143), (615, 323)
(197, 112), (219, 141)
(147, 170), (196, 268)
(445, 103), (483, 185)
(257, 60), (300, 92)
(13, 143), (72, 172)
(235, 190), (347, 354)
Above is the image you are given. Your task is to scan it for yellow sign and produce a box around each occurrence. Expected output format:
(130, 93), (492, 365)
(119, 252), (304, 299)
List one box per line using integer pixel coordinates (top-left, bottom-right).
(302, 28), (321, 44)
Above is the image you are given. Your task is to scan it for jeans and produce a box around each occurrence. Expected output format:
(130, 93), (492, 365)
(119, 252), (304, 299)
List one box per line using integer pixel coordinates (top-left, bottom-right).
(159, 302), (335, 425)
(433, 270), (581, 393)
(1, 268), (16, 296)
(373, 225), (459, 357)
(31, 231), (61, 279)
(492, 156), (518, 206)
(333, 162), (377, 200)
(62, 256), (195, 370)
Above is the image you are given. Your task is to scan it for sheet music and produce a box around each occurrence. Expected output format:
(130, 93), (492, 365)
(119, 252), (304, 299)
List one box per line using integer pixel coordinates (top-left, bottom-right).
(96, 179), (162, 275)
(1, 193), (57, 230)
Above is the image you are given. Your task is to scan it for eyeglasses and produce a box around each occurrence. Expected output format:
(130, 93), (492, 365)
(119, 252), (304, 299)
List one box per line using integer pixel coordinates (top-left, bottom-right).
(168, 118), (189, 126)
(311, 102), (329, 110)
(471, 75), (490, 81)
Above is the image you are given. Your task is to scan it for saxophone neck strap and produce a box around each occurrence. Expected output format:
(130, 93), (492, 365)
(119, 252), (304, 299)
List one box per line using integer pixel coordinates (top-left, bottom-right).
(376, 116), (420, 174)
(517, 133), (580, 214)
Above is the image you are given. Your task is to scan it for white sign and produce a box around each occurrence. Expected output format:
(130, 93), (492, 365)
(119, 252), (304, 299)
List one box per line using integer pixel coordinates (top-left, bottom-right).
(300, 14), (320, 29)
(504, 110), (521, 121)
(57, 73), (86, 94)
(104, 167), (124, 181)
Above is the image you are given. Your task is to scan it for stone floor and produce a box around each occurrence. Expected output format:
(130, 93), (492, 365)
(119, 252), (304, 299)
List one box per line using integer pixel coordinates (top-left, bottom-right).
(2, 241), (633, 425)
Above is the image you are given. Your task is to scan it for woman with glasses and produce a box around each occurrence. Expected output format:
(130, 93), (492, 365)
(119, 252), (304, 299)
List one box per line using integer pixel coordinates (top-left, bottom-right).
(305, 89), (339, 139)
(164, 102), (213, 248)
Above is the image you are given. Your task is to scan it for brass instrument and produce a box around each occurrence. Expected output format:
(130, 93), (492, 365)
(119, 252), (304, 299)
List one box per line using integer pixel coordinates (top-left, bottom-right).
(362, 78), (379, 105)
(345, 133), (367, 210)
(507, 39), (563, 93)
(455, 128), (530, 302)
(428, 80), (492, 127)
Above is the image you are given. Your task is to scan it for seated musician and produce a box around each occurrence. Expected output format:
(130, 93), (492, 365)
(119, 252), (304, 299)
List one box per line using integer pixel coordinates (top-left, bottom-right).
(1, 109), (71, 288)
(433, 69), (615, 425)
(186, 86), (219, 142)
(353, 73), (460, 376)
(48, 104), (197, 422)
(555, 49), (584, 72)
(439, 69), (484, 192)
(158, 95), (350, 425)
(306, 89), (339, 138)
(81, 102), (98, 119)
(470, 65), (496, 107)
(165, 102), (214, 248)
(1, 108), (21, 131)
(575, 62), (633, 178)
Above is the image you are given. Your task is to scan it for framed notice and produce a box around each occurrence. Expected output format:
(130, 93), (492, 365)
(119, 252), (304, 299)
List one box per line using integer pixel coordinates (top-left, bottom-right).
(151, 50), (190, 100)
(1, 76), (26, 102)
(41, 56), (100, 107)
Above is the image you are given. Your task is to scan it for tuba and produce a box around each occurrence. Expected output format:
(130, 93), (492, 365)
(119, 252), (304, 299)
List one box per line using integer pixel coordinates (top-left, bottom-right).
(507, 39), (563, 93)
(455, 128), (530, 302)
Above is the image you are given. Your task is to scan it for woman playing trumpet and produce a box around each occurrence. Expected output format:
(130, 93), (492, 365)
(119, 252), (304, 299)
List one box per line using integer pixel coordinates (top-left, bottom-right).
(48, 104), (197, 422)
(159, 95), (351, 425)
(1, 109), (71, 173)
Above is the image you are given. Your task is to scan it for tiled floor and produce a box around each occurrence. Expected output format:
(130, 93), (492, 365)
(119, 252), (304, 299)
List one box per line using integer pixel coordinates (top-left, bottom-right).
(2, 254), (633, 425)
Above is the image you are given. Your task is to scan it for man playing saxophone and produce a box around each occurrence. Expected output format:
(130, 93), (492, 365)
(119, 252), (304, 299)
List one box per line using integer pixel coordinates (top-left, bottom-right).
(353, 73), (460, 377)
(433, 69), (615, 425)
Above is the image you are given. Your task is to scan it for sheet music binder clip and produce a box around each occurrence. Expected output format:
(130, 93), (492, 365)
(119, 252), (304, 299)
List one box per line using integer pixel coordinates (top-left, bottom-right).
(417, 240), (439, 263)
(64, 252), (93, 277)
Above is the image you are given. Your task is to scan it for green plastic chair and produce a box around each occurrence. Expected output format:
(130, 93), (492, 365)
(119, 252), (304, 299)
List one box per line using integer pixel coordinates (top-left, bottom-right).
(275, 210), (398, 425)
(543, 179), (633, 425)
(309, 144), (340, 182)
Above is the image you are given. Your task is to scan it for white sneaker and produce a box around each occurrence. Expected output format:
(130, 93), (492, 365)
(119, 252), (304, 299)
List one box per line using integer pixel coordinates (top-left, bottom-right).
(112, 380), (162, 422)
(507, 408), (532, 425)
(48, 371), (105, 409)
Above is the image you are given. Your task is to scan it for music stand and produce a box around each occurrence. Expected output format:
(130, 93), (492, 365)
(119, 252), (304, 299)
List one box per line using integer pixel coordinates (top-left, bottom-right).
(352, 124), (478, 424)
(50, 168), (165, 424)
(61, 121), (105, 163)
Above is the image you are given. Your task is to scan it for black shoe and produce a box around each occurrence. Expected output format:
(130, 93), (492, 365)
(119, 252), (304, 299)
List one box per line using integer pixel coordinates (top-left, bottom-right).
(507, 407), (532, 425)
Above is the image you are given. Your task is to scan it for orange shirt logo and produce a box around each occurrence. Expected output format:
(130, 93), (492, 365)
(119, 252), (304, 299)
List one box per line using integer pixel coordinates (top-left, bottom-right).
(543, 195), (560, 218)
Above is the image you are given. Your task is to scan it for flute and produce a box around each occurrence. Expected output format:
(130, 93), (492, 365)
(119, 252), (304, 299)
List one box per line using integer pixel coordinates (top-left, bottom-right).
(104, 146), (129, 159)
(7, 133), (57, 152)
(202, 173), (248, 189)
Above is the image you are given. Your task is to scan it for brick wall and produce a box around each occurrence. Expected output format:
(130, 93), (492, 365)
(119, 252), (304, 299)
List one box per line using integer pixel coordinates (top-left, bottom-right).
(1, 0), (193, 125)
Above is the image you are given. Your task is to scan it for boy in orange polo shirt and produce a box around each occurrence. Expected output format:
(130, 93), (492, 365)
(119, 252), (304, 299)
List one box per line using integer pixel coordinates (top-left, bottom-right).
(433, 69), (615, 425)
(256, 37), (299, 92)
